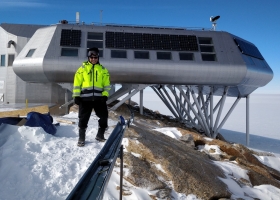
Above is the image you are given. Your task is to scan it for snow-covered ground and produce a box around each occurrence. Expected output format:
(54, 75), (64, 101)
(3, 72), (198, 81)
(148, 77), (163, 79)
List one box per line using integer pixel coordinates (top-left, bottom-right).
(0, 93), (280, 199)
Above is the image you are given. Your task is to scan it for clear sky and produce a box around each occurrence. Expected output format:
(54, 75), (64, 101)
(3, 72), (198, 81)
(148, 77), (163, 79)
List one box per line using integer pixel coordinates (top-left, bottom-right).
(1, 0), (279, 94)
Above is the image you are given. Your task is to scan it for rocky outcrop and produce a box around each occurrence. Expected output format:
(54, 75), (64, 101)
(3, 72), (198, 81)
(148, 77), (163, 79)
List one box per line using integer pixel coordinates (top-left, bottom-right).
(179, 128), (280, 189)
(122, 123), (231, 199)
(72, 100), (280, 199)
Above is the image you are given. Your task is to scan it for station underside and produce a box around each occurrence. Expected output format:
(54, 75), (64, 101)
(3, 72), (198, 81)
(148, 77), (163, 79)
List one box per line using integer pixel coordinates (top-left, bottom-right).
(105, 83), (250, 141)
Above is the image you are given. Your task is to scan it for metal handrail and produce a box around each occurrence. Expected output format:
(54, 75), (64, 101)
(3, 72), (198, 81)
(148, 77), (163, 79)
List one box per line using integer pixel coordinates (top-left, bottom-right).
(66, 114), (133, 200)
(57, 20), (211, 31)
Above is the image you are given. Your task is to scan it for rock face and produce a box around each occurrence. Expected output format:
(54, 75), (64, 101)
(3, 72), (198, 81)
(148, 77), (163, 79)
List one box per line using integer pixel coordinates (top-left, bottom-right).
(182, 129), (280, 189)
(123, 122), (231, 199)
(72, 101), (280, 199)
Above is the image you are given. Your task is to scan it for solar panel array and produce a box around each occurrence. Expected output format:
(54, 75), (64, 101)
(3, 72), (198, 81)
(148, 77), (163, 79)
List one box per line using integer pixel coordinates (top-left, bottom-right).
(234, 38), (264, 60)
(105, 32), (198, 51)
(60, 29), (81, 47)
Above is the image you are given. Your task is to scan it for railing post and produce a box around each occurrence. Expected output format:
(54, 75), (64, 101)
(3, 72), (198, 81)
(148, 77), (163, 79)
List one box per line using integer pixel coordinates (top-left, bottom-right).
(119, 145), (123, 200)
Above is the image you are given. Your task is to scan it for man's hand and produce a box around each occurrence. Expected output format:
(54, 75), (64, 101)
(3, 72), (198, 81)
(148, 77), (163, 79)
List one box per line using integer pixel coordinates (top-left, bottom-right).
(102, 96), (108, 102)
(74, 97), (82, 105)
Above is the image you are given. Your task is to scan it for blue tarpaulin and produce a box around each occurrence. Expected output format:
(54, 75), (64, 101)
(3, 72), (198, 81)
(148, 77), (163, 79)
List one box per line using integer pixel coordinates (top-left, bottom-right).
(0, 112), (59, 135)
(25, 112), (58, 135)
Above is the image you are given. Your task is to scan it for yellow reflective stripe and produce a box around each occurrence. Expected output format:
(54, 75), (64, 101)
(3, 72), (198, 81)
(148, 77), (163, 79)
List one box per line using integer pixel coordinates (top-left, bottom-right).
(73, 92), (81, 96)
(80, 93), (102, 97)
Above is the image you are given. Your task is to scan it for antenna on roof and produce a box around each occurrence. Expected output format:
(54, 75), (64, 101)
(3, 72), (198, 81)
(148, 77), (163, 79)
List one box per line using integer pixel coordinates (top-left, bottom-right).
(100, 10), (103, 24)
(210, 15), (220, 31)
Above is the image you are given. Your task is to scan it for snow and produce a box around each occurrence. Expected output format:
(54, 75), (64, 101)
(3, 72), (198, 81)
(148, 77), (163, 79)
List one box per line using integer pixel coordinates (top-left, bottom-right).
(0, 94), (280, 199)
(254, 156), (280, 172)
(153, 127), (182, 139)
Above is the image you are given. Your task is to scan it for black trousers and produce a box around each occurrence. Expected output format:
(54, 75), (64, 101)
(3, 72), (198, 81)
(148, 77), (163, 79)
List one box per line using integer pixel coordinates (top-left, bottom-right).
(78, 100), (108, 130)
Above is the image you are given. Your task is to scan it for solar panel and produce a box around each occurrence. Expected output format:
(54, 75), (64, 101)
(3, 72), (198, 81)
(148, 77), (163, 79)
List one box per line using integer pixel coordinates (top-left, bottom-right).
(105, 32), (115, 48)
(143, 34), (153, 49)
(234, 37), (264, 60)
(170, 35), (180, 50)
(124, 33), (134, 48)
(115, 32), (125, 48)
(152, 34), (161, 50)
(105, 31), (198, 51)
(187, 35), (199, 51)
(60, 29), (81, 47)
(161, 34), (171, 50)
(134, 33), (143, 49)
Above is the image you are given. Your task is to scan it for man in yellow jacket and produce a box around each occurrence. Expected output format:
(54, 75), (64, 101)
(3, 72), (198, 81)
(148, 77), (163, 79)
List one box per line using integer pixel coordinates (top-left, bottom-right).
(73, 47), (111, 146)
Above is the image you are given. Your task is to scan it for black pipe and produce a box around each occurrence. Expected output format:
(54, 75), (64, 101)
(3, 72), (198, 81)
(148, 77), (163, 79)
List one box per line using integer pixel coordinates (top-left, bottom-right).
(119, 145), (123, 200)
(66, 116), (127, 200)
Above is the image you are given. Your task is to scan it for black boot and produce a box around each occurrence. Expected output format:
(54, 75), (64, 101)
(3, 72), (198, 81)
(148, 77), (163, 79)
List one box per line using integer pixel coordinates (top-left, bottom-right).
(77, 128), (86, 147)
(95, 128), (106, 142)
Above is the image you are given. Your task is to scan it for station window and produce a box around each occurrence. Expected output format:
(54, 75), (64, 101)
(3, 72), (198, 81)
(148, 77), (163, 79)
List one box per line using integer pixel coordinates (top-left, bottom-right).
(0, 55), (5, 66)
(198, 37), (213, 45)
(26, 49), (36, 57)
(179, 53), (194, 61)
(199, 46), (214, 53)
(8, 54), (15, 66)
(61, 48), (78, 57)
(111, 50), (127, 58)
(134, 51), (149, 59)
(157, 52), (172, 60)
(87, 32), (103, 57)
(198, 37), (216, 61)
(201, 54), (216, 61)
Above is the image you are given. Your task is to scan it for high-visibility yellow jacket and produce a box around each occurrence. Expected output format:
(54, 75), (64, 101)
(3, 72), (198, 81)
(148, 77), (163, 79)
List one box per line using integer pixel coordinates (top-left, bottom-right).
(72, 61), (111, 101)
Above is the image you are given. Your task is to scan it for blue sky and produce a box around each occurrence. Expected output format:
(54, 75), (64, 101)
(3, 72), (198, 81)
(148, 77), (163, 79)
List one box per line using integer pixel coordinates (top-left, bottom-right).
(1, 0), (279, 94)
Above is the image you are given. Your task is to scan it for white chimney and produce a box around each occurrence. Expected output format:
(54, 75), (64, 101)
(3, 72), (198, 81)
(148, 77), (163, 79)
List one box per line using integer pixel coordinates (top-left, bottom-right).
(76, 12), (80, 24)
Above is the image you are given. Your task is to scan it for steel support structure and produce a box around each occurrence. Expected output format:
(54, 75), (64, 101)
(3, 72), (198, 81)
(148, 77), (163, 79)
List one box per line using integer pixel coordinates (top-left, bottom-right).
(139, 89), (144, 115)
(107, 84), (149, 111)
(246, 95), (250, 146)
(151, 85), (242, 138)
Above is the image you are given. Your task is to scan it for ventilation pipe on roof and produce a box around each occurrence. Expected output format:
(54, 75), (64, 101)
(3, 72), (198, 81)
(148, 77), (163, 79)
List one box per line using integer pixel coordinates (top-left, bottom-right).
(7, 40), (15, 48)
(76, 12), (80, 24)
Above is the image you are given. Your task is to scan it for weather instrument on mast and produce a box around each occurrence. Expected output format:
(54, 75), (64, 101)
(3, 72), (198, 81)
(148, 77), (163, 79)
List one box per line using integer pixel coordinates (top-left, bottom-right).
(210, 15), (220, 31)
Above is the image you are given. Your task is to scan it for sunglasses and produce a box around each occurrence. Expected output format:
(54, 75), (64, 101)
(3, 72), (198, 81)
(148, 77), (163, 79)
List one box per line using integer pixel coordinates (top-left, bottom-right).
(89, 56), (98, 59)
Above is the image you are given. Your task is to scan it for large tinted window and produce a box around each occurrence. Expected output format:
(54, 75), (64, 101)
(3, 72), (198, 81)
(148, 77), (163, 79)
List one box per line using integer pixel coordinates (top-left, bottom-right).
(61, 48), (78, 56)
(134, 51), (149, 59)
(26, 49), (36, 57)
(198, 37), (213, 44)
(87, 41), (103, 49)
(87, 32), (103, 57)
(200, 46), (214, 53)
(8, 54), (15, 66)
(198, 37), (216, 61)
(179, 53), (194, 61)
(201, 54), (216, 61)
(111, 50), (127, 58)
(0, 55), (5, 66)
(88, 32), (103, 40)
(157, 52), (171, 60)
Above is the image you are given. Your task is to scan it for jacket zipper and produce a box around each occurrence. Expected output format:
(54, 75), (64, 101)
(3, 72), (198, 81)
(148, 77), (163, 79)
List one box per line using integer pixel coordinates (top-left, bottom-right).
(92, 65), (95, 100)
(90, 70), (92, 82)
